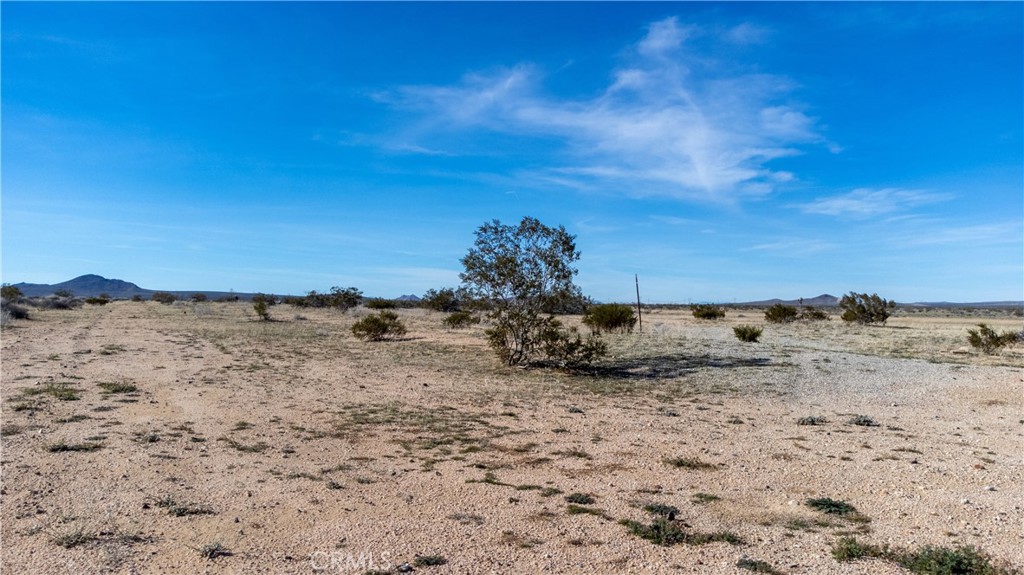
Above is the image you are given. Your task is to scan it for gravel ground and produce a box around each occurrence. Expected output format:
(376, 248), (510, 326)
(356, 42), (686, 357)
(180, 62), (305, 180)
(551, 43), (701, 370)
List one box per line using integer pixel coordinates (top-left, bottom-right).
(1, 303), (1021, 574)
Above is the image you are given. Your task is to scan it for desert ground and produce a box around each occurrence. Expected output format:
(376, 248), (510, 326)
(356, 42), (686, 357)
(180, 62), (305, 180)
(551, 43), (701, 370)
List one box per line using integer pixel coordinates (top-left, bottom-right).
(1, 302), (1021, 575)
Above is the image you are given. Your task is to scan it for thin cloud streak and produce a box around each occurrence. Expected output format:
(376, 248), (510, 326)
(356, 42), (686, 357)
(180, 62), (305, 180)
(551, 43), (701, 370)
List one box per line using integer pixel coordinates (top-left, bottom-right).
(382, 17), (827, 203)
(796, 188), (952, 218)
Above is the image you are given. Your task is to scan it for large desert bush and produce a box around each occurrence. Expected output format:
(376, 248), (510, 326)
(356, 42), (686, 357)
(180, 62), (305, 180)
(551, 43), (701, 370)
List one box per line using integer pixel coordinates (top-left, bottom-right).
(152, 292), (178, 305)
(583, 303), (637, 334)
(288, 287), (362, 311)
(839, 292), (895, 324)
(460, 216), (605, 368)
(1, 284), (23, 300)
(764, 304), (798, 324)
(966, 324), (1019, 354)
(443, 311), (480, 329)
(421, 287), (463, 312)
(733, 325), (763, 342)
(351, 311), (407, 341)
(691, 304), (725, 320)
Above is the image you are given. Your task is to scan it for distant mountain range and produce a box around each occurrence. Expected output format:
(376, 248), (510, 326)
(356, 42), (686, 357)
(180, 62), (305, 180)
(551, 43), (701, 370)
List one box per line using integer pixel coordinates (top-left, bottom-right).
(10, 274), (252, 301)
(739, 294), (840, 307)
(6, 275), (1021, 308)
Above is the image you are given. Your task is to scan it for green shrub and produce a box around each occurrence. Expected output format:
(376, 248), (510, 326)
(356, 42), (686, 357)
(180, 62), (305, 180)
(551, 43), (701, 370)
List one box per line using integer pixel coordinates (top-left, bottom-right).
(536, 320), (608, 369)
(443, 311), (480, 329)
(832, 536), (1010, 575)
(839, 292), (895, 324)
(365, 298), (397, 309)
(289, 287), (362, 311)
(151, 292), (177, 305)
(764, 304), (798, 323)
(582, 303), (637, 334)
(691, 304), (725, 320)
(1, 284), (23, 300)
(421, 288), (462, 312)
(967, 324), (1019, 354)
(799, 306), (830, 321)
(85, 296), (110, 305)
(190, 293), (208, 302)
(253, 300), (271, 321)
(733, 325), (763, 342)
(351, 311), (407, 341)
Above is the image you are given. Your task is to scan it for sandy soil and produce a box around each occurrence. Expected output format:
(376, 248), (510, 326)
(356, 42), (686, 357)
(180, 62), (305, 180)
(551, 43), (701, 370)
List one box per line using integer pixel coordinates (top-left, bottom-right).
(1, 302), (1021, 575)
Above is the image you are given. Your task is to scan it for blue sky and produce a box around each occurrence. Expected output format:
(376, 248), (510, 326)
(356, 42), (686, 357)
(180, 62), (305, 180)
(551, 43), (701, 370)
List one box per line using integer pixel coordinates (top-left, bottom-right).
(2, 2), (1021, 303)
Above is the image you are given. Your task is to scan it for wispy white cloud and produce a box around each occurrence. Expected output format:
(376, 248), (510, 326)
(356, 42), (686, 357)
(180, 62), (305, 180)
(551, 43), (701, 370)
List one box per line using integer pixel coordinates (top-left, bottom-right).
(898, 221), (1022, 247)
(381, 17), (827, 203)
(796, 188), (952, 218)
(746, 239), (836, 256)
(724, 22), (771, 45)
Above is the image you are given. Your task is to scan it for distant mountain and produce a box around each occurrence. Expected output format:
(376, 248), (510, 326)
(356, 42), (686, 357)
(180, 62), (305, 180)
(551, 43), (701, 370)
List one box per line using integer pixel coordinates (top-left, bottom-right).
(396, 294), (422, 302)
(10, 274), (250, 301)
(13, 274), (150, 299)
(739, 294), (839, 307)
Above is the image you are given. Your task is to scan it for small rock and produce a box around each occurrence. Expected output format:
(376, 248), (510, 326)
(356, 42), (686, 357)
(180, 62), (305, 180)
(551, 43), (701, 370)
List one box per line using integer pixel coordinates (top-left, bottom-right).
(984, 486), (997, 491)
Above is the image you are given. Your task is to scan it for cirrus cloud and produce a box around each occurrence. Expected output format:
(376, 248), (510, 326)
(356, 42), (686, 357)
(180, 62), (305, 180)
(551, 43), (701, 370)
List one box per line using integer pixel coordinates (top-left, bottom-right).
(381, 17), (829, 204)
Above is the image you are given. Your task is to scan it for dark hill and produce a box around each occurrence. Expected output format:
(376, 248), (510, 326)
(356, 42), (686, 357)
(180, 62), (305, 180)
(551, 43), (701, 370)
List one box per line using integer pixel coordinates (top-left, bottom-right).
(13, 275), (150, 299)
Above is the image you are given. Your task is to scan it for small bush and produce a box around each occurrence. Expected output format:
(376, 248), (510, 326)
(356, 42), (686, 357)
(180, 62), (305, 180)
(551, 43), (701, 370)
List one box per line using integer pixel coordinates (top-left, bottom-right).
(832, 536), (884, 561)
(799, 306), (830, 321)
(691, 304), (725, 320)
(536, 320), (607, 369)
(850, 415), (879, 427)
(1, 298), (30, 321)
(832, 536), (1010, 575)
(84, 295), (110, 305)
(898, 544), (1005, 575)
(190, 293), (208, 302)
(131, 295), (145, 302)
(839, 292), (895, 324)
(351, 311), (407, 341)
(565, 493), (596, 505)
(620, 517), (688, 546)
(764, 304), (798, 324)
(582, 303), (637, 334)
(643, 503), (679, 519)
(664, 456), (718, 470)
(736, 558), (784, 574)
(797, 416), (828, 426)
(253, 300), (271, 321)
(198, 542), (232, 560)
(967, 324), (1018, 354)
(443, 311), (480, 329)
(152, 292), (178, 305)
(733, 325), (763, 342)
(34, 295), (82, 310)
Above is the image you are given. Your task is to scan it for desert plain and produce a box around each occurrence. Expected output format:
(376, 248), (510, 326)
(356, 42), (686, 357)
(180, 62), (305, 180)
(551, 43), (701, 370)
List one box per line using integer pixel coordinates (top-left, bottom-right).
(1, 302), (1021, 574)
